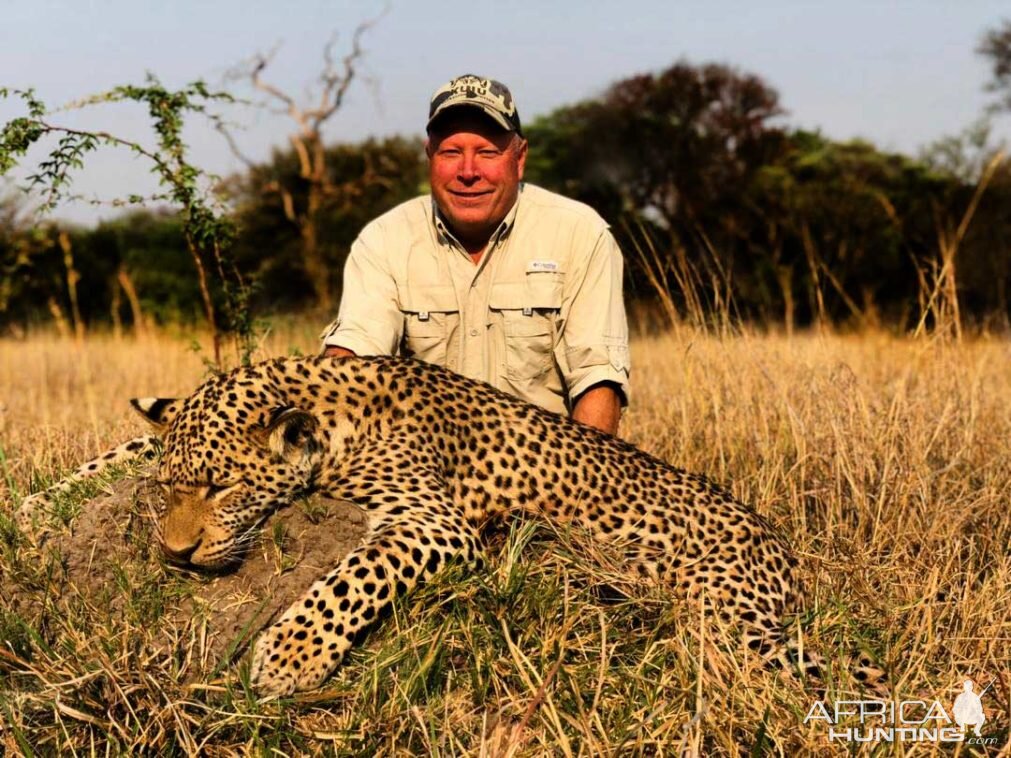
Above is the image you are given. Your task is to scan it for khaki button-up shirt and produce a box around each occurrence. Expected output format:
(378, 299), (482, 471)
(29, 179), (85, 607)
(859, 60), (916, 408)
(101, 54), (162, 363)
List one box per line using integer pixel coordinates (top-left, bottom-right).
(321, 183), (630, 416)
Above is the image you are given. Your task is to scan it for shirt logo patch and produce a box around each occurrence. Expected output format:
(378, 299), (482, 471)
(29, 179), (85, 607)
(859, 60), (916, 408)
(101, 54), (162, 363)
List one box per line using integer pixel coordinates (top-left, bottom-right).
(528, 260), (559, 272)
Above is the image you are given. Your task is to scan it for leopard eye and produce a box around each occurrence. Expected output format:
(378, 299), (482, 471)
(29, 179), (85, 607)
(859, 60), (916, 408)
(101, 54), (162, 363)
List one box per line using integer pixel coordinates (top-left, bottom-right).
(205, 483), (238, 499)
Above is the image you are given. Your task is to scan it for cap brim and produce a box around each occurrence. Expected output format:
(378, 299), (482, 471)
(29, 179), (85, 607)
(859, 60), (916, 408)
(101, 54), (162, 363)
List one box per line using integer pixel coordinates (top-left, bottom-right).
(426, 101), (515, 133)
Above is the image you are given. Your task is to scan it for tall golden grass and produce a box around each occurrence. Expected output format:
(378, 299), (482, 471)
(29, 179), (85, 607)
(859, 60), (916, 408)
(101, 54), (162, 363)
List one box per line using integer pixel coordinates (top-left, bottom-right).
(2, 321), (1010, 754)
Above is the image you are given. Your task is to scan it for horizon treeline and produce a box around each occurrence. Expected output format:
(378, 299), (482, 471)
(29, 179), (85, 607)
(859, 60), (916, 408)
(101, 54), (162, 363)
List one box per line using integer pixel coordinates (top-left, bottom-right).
(2, 57), (1009, 336)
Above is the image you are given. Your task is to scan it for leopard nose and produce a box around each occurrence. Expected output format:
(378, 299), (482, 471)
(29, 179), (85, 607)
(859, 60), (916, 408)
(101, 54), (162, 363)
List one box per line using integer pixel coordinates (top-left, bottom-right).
(161, 536), (202, 564)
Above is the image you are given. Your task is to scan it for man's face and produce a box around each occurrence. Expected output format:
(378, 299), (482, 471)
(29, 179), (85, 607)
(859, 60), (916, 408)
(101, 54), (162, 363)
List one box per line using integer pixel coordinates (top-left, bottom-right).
(427, 110), (527, 247)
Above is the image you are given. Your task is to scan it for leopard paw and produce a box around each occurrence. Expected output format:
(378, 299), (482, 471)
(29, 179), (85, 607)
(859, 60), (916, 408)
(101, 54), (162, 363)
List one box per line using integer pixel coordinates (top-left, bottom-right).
(250, 616), (335, 696)
(14, 493), (53, 541)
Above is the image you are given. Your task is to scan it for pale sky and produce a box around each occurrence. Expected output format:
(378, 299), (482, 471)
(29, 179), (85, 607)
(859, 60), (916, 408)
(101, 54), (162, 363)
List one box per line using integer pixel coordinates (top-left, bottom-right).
(1, 0), (1008, 224)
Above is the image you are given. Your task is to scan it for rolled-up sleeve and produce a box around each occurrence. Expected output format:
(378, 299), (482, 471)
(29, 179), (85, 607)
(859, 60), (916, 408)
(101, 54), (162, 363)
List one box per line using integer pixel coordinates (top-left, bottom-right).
(557, 228), (631, 405)
(320, 232), (403, 356)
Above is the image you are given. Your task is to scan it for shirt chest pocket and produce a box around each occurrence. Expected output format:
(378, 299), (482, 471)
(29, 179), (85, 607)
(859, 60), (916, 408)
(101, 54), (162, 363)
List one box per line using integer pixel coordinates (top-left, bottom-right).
(400, 285), (459, 366)
(490, 272), (564, 381)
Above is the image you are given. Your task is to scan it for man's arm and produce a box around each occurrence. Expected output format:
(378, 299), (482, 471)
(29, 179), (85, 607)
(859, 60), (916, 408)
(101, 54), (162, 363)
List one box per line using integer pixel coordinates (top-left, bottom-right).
(557, 227), (631, 433)
(320, 234), (403, 357)
(571, 381), (622, 435)
(322, 346), (356, 358)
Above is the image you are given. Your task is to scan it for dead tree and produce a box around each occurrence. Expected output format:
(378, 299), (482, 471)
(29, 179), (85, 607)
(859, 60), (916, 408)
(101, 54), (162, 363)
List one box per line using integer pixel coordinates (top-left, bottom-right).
(227, 17), (384, 311)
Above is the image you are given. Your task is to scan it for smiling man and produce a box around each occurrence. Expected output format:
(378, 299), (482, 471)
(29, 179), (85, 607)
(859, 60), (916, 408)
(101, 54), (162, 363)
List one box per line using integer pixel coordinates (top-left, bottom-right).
(321, 74), (630, 434)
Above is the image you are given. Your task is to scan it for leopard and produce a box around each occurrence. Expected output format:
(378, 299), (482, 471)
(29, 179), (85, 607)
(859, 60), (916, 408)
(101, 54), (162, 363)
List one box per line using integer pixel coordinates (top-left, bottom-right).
(15, 355), (882, 697)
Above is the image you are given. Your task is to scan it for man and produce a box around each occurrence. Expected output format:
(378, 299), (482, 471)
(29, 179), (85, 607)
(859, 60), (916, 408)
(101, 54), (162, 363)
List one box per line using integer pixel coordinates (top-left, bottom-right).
(321, 74), (629, 434)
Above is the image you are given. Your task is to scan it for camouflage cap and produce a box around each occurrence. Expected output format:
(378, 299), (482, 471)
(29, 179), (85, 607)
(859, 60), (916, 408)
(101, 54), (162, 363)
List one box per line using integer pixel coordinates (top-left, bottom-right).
(427, 74), (522, 136)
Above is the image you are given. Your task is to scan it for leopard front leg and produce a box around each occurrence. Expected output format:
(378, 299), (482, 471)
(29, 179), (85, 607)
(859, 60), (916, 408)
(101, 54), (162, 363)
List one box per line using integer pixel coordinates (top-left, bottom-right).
(250, 508), (480, 696)
(15, 435), (161, 537)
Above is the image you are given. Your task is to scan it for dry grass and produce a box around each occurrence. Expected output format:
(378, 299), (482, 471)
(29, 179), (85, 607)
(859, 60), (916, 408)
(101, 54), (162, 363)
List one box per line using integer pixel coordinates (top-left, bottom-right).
(2, 322), (1010, 755)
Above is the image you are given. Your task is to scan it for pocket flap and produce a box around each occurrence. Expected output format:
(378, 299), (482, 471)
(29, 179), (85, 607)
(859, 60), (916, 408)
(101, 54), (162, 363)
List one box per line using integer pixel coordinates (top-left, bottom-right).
(489, 280), (562, 310)
(402, 285), (459, 314)
(505, 314), (551, 337)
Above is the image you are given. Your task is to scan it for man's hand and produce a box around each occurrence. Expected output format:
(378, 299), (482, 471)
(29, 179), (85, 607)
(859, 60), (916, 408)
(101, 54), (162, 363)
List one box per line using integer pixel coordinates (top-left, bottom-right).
(322, 346), (356, 359)
(571, 382), (623, 436)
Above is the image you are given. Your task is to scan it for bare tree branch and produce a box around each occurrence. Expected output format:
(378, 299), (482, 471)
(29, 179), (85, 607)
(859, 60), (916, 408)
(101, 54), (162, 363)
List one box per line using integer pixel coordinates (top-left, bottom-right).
(214, 119), (259, 170)
(249, 47), (297, 115)
(222, 11), (387, 310)
(315, 14), (381, 124)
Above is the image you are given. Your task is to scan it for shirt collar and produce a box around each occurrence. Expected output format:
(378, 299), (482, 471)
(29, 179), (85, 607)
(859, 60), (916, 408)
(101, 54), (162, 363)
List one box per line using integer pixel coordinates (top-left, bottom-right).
(432, 184), (523, 249)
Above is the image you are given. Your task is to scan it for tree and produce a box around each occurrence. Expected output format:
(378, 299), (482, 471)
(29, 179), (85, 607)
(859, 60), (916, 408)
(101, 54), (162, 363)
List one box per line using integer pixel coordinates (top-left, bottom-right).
(526, 62), (787, 326)
(0, 192), (61, 333)
(920, 118), (1001, 183)
(224, 16), (384, 311)
(0, 82), (245, 365)
(87, 210), (195, 327)
(523, 61), (994, 331)
(750, 132), (948, 329)
(528, 61), (785, 238)
(979, 19), (1011, 112)
(228, 136), (425, 311)
(525, 62), (787, 326)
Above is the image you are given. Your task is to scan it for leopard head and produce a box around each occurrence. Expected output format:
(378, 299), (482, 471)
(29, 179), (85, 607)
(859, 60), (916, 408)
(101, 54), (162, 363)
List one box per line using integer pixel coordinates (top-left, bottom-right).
(132, 375), (324, 569)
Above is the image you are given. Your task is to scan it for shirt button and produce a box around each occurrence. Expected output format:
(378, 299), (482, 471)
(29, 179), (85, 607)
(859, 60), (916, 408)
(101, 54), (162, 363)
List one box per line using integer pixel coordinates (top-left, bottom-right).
(470, 329), (479, 337)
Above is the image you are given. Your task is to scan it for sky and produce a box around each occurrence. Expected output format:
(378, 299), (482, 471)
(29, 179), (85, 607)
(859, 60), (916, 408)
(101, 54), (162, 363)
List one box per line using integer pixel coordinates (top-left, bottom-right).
(1, 0), (1008, 224)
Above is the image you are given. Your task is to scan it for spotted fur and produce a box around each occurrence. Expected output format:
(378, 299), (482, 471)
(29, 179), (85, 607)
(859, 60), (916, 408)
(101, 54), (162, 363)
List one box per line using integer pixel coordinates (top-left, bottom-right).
(15, 434), (163, 531)
(19, 356), (880, 696)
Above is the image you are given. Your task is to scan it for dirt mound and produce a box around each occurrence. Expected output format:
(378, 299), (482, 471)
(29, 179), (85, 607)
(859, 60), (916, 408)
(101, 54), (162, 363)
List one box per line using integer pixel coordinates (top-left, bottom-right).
(10, 474), (368, 678)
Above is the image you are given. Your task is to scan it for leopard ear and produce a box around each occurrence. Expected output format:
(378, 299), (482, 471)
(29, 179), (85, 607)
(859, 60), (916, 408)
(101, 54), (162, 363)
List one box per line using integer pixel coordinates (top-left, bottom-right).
(253, 406), (322, 464)
(130, 397), (182, 432)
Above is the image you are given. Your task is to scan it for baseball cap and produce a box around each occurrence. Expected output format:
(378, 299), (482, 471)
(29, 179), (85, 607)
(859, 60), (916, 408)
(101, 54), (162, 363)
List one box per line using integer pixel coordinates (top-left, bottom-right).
(427, 74), (522, 136)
